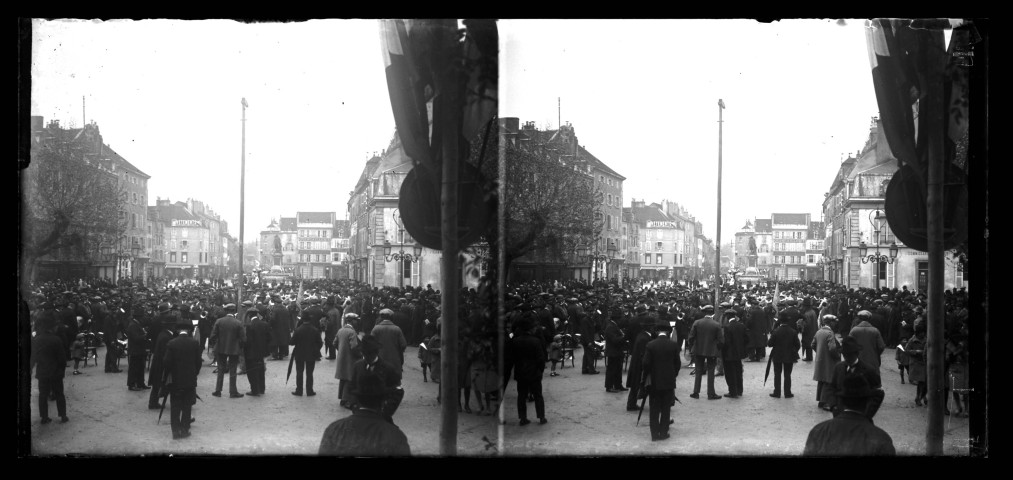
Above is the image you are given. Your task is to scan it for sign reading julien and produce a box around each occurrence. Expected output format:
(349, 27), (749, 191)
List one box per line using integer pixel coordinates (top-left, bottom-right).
(171, 219), (202, 227)
(646, 221), (677, 229)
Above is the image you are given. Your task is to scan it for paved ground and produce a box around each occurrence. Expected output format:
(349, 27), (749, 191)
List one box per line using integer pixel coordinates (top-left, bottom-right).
(27, 341), (970, 456)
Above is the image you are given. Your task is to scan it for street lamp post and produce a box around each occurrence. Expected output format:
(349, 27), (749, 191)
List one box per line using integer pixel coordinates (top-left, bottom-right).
(576, 240), (617, 282)
(859, 209), (898, 289)
(383, 211), (422, 288)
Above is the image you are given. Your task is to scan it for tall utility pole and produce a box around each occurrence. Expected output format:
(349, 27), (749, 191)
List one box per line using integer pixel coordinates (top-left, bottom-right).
(238, 98), (248, 308)
(714, 99), (725, 309)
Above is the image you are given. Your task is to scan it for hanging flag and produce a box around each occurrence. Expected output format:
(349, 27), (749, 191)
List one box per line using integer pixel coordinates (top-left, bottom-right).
(378, 19), (452, 173)
(460, 19), (498, 140)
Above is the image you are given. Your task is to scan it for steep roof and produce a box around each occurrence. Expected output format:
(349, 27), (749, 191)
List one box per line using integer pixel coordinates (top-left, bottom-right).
(754, 219), (772, 233)
(853, 156), (898, 176)
(298, 212), (335, 224)
(279, 217), (297, 232)
(578, 145), (625, 181)
(772, 213), (808, 226)
(630, 205), (672, 225)
(152, 202), (198, 222)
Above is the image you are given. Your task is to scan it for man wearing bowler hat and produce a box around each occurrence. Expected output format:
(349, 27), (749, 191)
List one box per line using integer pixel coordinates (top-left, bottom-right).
(803, 373), (895, 456)
(162, 318), (202, 440)
(625, 313), (655, 411)
(147, 304), (178, 409)
(720, 309), (749, 398)
(768, 313), (801, 398)
(687, 305), (723, 400)
(826, 336), (884, 419)
(209, 303), (245, 398)
(640, 319), (680, 441)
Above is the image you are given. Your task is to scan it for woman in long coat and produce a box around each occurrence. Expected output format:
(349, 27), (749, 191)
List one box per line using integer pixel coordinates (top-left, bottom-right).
(811, 315), (840, 410)
(334, 314), (362, 408)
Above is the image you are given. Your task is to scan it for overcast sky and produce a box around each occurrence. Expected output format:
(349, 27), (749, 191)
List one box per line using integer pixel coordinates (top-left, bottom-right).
(31, 19), (394, 242)
(34, 19), (896, 244)
(501, 19), (884, 242)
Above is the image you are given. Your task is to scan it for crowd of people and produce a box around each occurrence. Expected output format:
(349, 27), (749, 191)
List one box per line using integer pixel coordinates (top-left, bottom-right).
(25, 274), (972, 455)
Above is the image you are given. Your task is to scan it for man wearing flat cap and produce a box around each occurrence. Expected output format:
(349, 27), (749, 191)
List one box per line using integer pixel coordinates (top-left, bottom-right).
(803, 373), (895, 456)
(371, 308), (408, 378)
(848, 310), (885, 376)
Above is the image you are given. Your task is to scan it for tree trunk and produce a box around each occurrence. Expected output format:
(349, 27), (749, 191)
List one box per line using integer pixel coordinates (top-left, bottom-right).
(20, 254), (37, 294)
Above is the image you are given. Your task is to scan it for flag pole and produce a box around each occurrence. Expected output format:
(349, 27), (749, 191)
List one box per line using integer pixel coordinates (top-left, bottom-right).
(714, 99), (725, 309)
(238, 98), (247, 308)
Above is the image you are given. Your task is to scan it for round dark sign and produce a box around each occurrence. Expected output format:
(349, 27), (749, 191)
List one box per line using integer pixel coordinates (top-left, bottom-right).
(884, 163), (968, 252)
(398, 162), (493, 250)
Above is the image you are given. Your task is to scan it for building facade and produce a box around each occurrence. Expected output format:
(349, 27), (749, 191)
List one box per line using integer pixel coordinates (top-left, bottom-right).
(331, 219), (351, 279)
(771, 213), (810, 280)
(805, 220), (825, 280)
(296, 211), (337, 279)
(823, 118), (966, 291)
(499, 119), (627, 283)
(346, 133), (479, 289)
(28, 117), (152, 283)
(147, 206), (166, 280)
(187, 199), (227, 278)
(630, 200), (685, 282)
(152, 199), (212, 280)
(621, 208), (641, 283)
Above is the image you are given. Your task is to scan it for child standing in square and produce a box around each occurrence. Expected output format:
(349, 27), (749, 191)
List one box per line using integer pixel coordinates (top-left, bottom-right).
(70, 333), (86, 375)
(548, 334), (563, 377)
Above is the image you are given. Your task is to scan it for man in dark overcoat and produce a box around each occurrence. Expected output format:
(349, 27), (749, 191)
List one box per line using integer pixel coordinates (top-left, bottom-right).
(324, 299), (341, 360)
(767, 314), (801, 398)
(603, 312), (627, 393)
(125, 310), (150, 391)
(745, 299), (767, 361)
(803, 374), (895, 456)
(162, 319), (202, 439)
(825, 336), (884, 419)
(721, 309), (749, 398)
(640, 321), (680, 441)
(290, 317), (323, 396)
(503, 318), (548, 426)
(687, 305), (723, 400)
(800, 299), (819, 361)
(270, 296), (292, 360)
(209, 303), (245, 398)
(625, 315), (655, 411)
(147, 306), (177, 409)
(102, 298), (124, 373)
(31, 317), (69, 424)
(244, 308), (273, 396)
